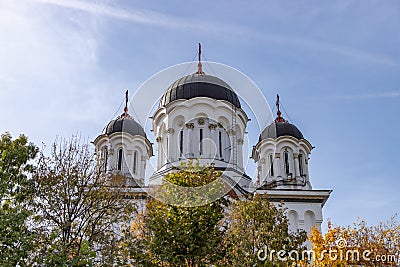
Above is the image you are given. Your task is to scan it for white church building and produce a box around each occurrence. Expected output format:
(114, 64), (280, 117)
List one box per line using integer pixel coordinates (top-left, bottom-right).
(93, 48), (331, 235)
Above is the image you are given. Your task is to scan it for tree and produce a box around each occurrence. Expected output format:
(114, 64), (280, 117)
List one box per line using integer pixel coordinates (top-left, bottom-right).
(128, 161), (229, 267)
(307, 215), (400, 266)
(0, 132), (38, 267)
(32, 136), (135, 266)
(221, 194), (307, 266)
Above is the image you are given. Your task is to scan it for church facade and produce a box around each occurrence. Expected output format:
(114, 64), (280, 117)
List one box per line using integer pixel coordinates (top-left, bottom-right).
(93, 52), (331, 235)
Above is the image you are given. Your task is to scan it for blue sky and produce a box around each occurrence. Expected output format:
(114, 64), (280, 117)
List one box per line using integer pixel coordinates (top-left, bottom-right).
(0, 0), (399, 228)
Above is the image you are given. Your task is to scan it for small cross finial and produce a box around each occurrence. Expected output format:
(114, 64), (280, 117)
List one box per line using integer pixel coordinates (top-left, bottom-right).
(195, 43), (205, 75)
(276, 94), (280, 114)
(118, 90), (132, 119)
(124, 90), (128, 114)
(198, 43), (201, 63)
(275, 94), (285, 122)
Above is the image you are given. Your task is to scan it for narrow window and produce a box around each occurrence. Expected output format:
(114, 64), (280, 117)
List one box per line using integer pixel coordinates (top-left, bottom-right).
(117, 148), (123, 171)
(166, 137), (169, 158)
(219, 131), (222, 158)
(269, 154), (274, 177)
(284, 149), (290, 176)
(179, 130), (184, 156)
(299, 153), (304, 176)
(102, 147), (108, 173)
(133, 150), (138, 174)
(199, 129), (203, 156)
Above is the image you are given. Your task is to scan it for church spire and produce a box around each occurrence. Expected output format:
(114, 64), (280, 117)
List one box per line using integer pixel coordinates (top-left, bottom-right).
(195, 43), (205, 75)
(275, 94), (286, 123)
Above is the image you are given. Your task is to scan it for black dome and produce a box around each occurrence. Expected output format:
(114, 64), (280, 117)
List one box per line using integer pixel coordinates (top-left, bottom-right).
(104, 116), (146, 137)
(260, 121), (304, 141)
(160, 74), (241, 108)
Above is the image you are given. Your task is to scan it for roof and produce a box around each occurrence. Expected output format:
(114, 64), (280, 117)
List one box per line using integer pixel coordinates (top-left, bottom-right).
(259, 121), (304, 141)
(104, 116), (146, 137)
(160, 73), (241, 108)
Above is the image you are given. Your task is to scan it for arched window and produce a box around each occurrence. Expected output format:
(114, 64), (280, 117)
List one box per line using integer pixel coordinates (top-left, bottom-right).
(133, 150), (138, 174)
(166, 137), (169, 159)
(101, 147), (108, 173)
(284, 149), (290, 176)
(299, 153), (305, 176)
(269, 154), (274, 177)
(219, 131), (222, 158)
(304, 210), (316, 235)
(179, 130), (184, 156)
(117, 148), (123, 171)
(288, 210), (299, 232)
(199, 128), (203, 156)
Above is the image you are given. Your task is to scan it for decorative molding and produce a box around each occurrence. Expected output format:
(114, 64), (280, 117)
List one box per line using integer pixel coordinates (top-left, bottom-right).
(185, 123), (194, 129)
(274, 153), (280, 158)
(293, 153), (299, 158)
(167, 128), (175, 134)
(208, 123), (217, 130)
(260, 158), (266, 164)
(217, 122), (223, 128)
(237, 138), (244, 145)
(156, 137), (162, 143)
(227, 129), (236, 135)
(197, 118), (205, 125)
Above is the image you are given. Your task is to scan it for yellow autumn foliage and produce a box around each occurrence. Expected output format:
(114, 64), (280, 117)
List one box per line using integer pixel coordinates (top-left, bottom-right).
(300, 215), (399, 266)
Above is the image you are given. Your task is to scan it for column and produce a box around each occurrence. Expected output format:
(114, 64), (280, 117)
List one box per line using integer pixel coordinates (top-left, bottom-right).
(167, 128), (174, 162)
(259, 158), (266, 184)
(293, 153), (300, 178)
(208, 123), (217, 159)
(156, 136), (162, 169)
(227, 128), (235, 165)
(237, 138), (244, 169)
(185, 123), (194, 158)
(274, 152), (282, 178)
(305, 157), (310, 184)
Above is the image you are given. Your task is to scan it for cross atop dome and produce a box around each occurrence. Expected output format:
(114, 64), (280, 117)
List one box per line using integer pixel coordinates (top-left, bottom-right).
(120, 90), (132, 119)
(195, 43), (205, 75)
(275, 94), (286, 123)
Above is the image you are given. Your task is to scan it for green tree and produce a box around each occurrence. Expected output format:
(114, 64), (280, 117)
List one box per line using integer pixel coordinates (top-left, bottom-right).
(128, 161), (229, 267)
(221, 194), (307, 266)
(0, 132), (38, 267)
(32, 136), (135, 266)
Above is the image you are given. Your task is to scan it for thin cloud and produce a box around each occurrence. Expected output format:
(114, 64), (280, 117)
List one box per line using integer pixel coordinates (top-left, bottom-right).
(30, 0), (397, 67)
(31, 0), (186, 29)
(245, 31), (397, 66)
(337, 91), (400, 99)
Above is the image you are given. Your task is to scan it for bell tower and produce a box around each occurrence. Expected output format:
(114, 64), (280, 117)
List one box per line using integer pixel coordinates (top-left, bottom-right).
(253, 95), (331, 236)
(93, 91), (153, 186)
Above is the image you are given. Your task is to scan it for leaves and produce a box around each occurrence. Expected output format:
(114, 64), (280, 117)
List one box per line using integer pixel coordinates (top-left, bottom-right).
(0, 132), (37, 267)
(306, 215), (400, 266)
(31, 136), (135, 266)
(128, 161), (228, 267)
(221, 194), (307, 266)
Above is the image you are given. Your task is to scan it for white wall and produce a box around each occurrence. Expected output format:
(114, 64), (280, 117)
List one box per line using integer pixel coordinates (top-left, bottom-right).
(152, 97), (248, 171)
